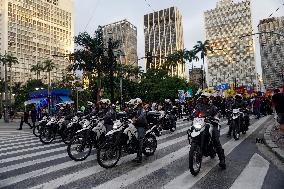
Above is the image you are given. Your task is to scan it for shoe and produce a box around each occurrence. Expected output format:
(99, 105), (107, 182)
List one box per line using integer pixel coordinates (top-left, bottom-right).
(17, 128), (22, 130)
(132, 157), (142, 163)
(219, 159), (226, 169)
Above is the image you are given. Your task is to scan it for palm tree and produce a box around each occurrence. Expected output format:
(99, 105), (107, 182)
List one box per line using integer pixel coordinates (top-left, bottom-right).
(30, 63), (44, 80)
(0, 53), (18, 122)
(193, 40), (213, 89)
(42, 59), (55, 112)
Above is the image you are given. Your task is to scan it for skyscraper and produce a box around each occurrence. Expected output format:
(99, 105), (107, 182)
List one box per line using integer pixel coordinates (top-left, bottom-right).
(144, 7), (184, 77)
(258, 17), (284, 89)
(0, 0), (74, 84)
(102, 19), (138, 67)
(204, 0), (257, 88)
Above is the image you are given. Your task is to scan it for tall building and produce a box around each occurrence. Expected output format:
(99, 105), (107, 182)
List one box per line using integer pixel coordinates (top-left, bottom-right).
(204, 0), (257, 87)
(102, 19), (138, 66)
(258, 17), (284, 89)
(189, 68), (203, 87)
(0, 0), (74, 84)
(144, 7), (184, 77)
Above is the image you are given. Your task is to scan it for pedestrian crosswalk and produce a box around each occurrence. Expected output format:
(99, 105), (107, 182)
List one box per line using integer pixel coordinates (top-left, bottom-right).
(0, 116), (276, 189)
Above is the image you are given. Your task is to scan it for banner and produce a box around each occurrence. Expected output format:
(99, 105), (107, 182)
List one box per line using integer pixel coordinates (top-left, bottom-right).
(185, 88), (193, 98)
(178, 90), (185, 103)
(215, 83), (229, 91)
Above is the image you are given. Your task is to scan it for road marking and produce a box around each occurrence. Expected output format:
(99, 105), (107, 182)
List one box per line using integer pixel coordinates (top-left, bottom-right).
(162, 116), (270, 189)
(0, 142), (63, 156)
(0, 145), (67, 164)
(229, 153), (269, 189)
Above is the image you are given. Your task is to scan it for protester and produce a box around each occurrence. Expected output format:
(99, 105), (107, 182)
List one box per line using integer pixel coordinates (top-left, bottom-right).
(31, 105), (37, 127)
(18, 110), (32, 130)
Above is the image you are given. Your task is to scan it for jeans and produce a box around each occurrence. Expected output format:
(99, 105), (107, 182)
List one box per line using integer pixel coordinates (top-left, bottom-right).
(255, 107), (260, 119)
(137, 127), (145, 159)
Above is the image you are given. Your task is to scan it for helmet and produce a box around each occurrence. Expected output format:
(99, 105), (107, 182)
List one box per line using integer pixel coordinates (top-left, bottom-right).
(87, 101), (93, 106)
(235, 94), (243, 99)
(134, 98), (142, 106)
(100, 99), (111, 105)
(165, 99), (171, 103)
(201, 92), (211, 98)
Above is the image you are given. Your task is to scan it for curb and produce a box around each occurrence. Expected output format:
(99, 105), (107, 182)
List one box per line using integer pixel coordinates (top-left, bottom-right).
(263, 119), (284, 162)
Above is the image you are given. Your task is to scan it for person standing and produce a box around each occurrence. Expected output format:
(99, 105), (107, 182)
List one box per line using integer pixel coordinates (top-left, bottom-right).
(31, 105), (37, 127)
(132, 98), (147, 163)
(272, 89), (284, 135)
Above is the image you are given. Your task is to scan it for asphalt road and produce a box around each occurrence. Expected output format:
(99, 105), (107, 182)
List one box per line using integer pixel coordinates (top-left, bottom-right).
(0, 116), (283, 189)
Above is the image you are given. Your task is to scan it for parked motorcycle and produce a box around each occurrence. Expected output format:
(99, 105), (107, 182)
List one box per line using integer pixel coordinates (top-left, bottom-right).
(230, 108), (248, 140)
(187, 113), (219, 176)
(67, 117), (107, 161)
(39, 116), (68, 144)
(158, 110), (177, 132)
(97, 118), (159, 168)
(33, 116), (49, 137)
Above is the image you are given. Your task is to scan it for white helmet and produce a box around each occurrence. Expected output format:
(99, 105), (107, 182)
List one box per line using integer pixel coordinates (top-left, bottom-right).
(100, 99), (111, 105)
(87, 101), (93, 106)
(201, 92), (211, 98)
(134, 98), (142, 106)
(165, 99), (171, 103)
(235, 94), (243, 99)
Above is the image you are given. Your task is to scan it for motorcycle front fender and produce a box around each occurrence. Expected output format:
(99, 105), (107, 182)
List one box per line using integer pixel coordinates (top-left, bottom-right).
(76, 128), (89, 134)
(191, 130), (201, 138)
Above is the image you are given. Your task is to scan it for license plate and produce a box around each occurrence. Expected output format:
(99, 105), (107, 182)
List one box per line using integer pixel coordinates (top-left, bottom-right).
(193, 118), (205, 125)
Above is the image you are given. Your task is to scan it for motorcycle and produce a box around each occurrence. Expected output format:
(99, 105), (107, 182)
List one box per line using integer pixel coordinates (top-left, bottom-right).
(230, 108), (247, 140)
(97, 118), (159, 168)
(187, 113), (219, 176)
(33, 116), (49, 137)
(67, 117), (107, 161)
(61, 115), (82, 145)
(39, 116), (67, 144)
(158, 110), (177, 132)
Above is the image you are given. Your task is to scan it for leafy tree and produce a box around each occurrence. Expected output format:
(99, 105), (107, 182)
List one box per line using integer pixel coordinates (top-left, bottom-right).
(30, 63), (44, 80)
(193, 40), (213, 89)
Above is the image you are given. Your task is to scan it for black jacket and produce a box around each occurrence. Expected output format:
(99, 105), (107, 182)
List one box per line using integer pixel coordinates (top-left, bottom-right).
(134, 107), (147, 128)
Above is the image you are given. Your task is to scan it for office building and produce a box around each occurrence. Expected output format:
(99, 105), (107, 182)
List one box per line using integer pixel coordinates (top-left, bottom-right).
(204, 0), (257, 87)
(0, 0), (74, 84)
(144, 7), (184, 77)
(102, 19), (138, 67)
(258, 17), (284, 89)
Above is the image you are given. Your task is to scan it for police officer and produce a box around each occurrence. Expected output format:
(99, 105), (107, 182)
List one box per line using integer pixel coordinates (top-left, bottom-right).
(100, 99), (116, 132)
(132, 98), (147, 163)
(194, 93), (226, 169)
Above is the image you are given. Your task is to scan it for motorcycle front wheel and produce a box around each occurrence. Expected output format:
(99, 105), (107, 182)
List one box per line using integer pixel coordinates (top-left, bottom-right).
(97, 141), (121, 169)
(189, 143), (202, 176)
(33, 124), (42, 137)
(67, 134), (92, 161)
(39, 126), (56, 144)
(143, 134), (157, 156)
(232, 120), (240, 141)
(169, 121), (177, 132)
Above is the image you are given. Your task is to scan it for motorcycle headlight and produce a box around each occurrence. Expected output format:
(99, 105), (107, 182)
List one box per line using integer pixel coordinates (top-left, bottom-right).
(193, 123), (202, 131)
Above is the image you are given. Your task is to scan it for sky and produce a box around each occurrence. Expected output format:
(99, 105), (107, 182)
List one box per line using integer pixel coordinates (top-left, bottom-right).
(74, 0), (284, 76)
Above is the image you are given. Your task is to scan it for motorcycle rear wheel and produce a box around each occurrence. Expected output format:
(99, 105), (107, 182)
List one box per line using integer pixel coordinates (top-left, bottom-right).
(67, 134), (92, 161)
(97, 141), (121, 169)
(39, 126), (56, 144)
(62, 127), (75, 145)
(143, 134), (157, 156)
(189, 144), (202, 176)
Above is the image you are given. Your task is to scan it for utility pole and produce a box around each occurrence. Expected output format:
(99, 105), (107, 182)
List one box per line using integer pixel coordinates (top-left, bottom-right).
(4, 53), (9, 123)
(108, 38), (115, 104)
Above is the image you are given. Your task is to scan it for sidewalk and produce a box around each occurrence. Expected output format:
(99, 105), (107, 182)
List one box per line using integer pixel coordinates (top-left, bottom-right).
(264, 116), (284, 162)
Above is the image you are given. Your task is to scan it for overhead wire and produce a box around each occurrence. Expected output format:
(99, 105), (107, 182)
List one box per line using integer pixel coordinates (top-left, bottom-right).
(83, 0), (101, 32)
(144, 0), (155, 12)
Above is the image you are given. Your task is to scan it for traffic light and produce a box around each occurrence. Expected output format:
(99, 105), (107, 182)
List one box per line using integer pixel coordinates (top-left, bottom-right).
(146, 51), (153, 67)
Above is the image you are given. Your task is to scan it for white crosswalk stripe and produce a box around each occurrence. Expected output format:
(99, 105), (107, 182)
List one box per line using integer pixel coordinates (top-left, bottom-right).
(229, 153), (270, 189)
(0, 117), (274, 189)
